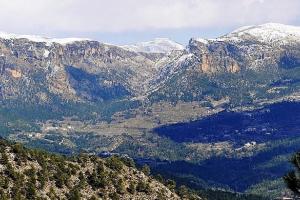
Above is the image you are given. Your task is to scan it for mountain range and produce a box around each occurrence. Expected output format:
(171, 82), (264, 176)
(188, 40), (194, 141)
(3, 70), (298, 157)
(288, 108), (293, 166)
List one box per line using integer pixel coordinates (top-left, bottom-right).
(1, 23), (300, 199)
(1, 23), (300, 104)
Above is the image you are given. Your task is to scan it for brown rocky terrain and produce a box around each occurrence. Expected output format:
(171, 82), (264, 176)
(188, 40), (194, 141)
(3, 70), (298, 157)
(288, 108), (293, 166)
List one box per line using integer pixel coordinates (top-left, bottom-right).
(0, 139), (200, 199)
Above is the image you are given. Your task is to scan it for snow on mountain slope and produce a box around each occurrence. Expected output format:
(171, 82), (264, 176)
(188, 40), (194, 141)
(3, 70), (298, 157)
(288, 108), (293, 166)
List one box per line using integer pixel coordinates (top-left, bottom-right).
(194, 38), (209, 44)
(121, 38), (185, 53)
(218, 23), (300, 44)
(0, 32), (90, 46)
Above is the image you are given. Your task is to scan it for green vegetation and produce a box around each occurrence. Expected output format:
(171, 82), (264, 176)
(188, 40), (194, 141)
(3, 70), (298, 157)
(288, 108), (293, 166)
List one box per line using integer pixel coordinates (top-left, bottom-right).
(246, 179), (285, 199)
(2, 64), (300, 199)
(198, 190), (269, 200)
(149, 67), (300, 107)
(0, 139), (180, 199)
(284, 152), (300, 196)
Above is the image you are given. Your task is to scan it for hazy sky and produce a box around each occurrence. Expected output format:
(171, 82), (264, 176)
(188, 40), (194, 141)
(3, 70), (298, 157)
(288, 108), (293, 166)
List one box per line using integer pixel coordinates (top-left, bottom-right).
(0, 0), (300, 45)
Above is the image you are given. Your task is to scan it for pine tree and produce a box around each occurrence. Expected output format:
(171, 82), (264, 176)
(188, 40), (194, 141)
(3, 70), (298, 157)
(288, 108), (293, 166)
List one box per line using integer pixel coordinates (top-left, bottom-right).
(128, 182), (136, 194)
(0, 152), (9, 165)
(116, 178), (126, 194)
(178, 185), (189, 198)
(106, 156), (123, 171)
(284, 152), (300, 195)
(136, 180), (151, 194)
(78, 171), (87, 188)
(166, 179), (176, 191)
(109, 192), (120, 200)
(26, 182), (37, 199)
(155, 174), (164, 183)
(157, 188), (167, 200)
(25, 166), (36, 185)
(88, 195), (98, 200)
(37, 169), (48, 189)
(141, 165), (151, 176)
(0, 190), (8, 200)
(68, 186), (81, 200)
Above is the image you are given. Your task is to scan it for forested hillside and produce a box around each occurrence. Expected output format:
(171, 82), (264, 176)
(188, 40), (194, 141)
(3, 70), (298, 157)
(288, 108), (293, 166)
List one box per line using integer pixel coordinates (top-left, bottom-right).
(0, 139), (190, 200)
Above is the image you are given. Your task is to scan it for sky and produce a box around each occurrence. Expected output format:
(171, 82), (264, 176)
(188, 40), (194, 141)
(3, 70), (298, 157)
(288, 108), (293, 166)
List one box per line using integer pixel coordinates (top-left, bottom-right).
(0, 0), (300, 45)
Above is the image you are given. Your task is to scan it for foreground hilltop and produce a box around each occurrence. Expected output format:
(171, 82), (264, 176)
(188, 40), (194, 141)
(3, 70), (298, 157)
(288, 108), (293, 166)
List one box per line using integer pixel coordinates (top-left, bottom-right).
(0, 139), (195, 199)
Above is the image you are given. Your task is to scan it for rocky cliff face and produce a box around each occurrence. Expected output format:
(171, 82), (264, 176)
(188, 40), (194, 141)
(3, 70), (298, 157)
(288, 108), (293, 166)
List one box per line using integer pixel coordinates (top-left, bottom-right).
(187, 23), (300, 73)
(0, 38), (164, 103)
(148, 23), (300, 105)
(1, 23), (300, 107)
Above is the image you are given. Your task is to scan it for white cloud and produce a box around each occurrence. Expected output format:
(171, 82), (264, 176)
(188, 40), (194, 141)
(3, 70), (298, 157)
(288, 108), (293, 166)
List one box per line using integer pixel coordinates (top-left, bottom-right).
(0, 0), (299, 34)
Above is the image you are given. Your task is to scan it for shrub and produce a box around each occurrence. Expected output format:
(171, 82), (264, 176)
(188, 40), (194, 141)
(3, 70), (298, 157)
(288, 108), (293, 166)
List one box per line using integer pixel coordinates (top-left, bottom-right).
(136, 181), (151, 194)
(106, 156), (123, 171)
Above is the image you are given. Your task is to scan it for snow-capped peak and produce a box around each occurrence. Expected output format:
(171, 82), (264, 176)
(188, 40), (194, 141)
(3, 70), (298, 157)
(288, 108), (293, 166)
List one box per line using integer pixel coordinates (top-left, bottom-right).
(219, 23), (300, 44)
(0, 32), (90, 46)
(194, 38), (209, 44)
(121, 38), (185, 53)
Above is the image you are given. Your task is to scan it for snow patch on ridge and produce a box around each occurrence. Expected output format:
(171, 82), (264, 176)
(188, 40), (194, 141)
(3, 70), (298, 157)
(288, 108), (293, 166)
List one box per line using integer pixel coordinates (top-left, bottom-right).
(0, 32), (90, 46)
(194, 38), (209, 44)
(121, 38), (185, 53)
(219, 23), (300, 44)
(43, 50), (50, 58)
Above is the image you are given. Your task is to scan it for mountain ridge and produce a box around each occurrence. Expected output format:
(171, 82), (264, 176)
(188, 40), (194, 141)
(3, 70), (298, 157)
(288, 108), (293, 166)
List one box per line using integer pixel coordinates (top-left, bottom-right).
(0, 23), (300, 198)
(0, 22), (300, 104)
(121, 38), (185, 53)
(2, 23), (300, 50)
(1, 22), (300, 105)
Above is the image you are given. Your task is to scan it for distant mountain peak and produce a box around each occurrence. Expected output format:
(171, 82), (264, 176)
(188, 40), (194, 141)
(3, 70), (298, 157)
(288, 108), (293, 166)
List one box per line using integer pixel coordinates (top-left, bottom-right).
(230, 23), (300, 36)
(218, 23), (300, 44)
(121, 38), (185, 53)
(0, 31), (90, 45)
